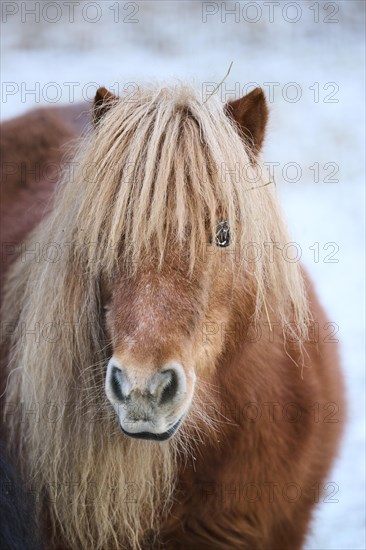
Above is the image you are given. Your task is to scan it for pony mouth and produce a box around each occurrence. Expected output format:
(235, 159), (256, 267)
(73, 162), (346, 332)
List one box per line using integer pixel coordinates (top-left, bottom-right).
(120, 418), (182, 441)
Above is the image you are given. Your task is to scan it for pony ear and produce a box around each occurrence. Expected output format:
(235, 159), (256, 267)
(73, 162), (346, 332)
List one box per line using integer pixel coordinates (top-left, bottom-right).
(93, 87), (118, 126)
(225, 87), (268, 153)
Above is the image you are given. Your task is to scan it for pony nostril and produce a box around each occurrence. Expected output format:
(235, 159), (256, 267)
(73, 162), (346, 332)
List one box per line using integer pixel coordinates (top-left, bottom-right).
(110, 366), (129, 401)
(159, 369), (179, 405)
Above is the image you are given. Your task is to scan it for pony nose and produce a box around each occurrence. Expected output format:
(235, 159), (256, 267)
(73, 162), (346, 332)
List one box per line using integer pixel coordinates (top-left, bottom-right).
(107, 362), (186, 406)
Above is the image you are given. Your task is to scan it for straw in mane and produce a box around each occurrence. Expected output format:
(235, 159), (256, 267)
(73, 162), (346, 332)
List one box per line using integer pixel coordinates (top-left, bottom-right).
(1, 83), (344, 549)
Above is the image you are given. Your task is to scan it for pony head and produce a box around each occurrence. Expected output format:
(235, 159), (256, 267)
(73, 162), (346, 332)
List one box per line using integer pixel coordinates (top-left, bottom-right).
(87, 84), (306, 441)
(93, 85), (268, 441)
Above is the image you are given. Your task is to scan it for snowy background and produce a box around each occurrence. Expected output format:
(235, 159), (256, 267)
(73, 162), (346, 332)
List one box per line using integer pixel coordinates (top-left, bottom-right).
(1, 1), (365, 548)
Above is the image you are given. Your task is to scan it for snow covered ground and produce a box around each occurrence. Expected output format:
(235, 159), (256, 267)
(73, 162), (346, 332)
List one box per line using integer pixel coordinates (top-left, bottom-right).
(1, 1), (365, 548)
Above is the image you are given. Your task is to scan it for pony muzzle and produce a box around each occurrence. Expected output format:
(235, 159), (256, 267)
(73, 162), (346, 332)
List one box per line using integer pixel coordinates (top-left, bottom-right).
(105, 359), (190, 440)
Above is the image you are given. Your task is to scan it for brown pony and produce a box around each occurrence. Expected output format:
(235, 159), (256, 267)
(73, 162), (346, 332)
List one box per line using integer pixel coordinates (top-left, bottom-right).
(0, 84), (344, 550)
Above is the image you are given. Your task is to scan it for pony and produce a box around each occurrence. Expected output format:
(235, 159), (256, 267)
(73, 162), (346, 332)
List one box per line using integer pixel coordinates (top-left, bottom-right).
(0, 83), (344, 549)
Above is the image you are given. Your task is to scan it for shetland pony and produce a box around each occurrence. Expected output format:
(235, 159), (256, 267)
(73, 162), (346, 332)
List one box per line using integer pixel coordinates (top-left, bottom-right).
(0, 84), (344, 549)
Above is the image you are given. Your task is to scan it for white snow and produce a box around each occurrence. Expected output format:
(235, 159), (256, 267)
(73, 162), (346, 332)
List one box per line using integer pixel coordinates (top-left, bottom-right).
(1, 1), (365, 548)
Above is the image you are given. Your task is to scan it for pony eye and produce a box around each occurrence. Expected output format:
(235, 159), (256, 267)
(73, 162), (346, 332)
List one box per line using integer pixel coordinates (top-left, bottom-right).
(215, 221), (231, 248)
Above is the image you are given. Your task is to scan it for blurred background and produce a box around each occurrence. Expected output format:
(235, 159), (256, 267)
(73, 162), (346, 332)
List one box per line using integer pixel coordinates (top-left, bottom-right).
(1, 1), (365, 548)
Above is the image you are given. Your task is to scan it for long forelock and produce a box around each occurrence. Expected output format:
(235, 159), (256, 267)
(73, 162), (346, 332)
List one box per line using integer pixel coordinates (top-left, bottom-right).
(70, 85), (261, 272)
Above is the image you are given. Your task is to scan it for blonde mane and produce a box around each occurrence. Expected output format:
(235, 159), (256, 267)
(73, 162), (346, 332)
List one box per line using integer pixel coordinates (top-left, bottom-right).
(2, 84), (310, 549)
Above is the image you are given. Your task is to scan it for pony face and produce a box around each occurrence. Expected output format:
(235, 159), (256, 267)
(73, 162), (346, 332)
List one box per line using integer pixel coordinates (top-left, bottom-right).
(103, 245), (236, 440)
(56, 83), (307, 442)
(84, 85), (270, 441)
